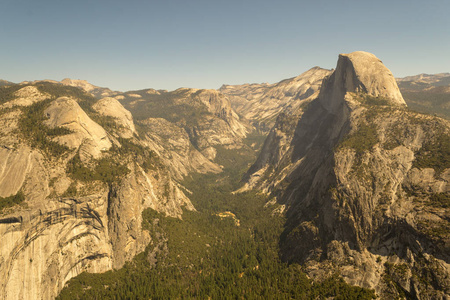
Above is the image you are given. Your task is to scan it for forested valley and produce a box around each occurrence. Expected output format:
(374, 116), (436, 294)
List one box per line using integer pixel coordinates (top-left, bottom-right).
(57, 141), (376, 299)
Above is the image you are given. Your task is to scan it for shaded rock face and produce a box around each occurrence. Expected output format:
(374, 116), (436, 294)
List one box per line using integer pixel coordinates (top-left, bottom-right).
(244, 51), (450, 298)
(0, 161), (192, 299)
(318, 51), (406, 113)
(331, 52), (405, 106)
(0, 83), (207, 299)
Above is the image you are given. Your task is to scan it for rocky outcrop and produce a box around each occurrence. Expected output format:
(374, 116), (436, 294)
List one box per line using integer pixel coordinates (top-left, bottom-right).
(243, 51), (450, 298)
(0, 147), (48, 200)
(0, 193), (113, 300)
(92, 97), (136, 138)
(327, 51), (406, 107)
(194, 89), (248, 140)
(139, 118), (222, 179)
(119, 87), (250, 156)
(0, 82), (202, 299)
(43, 97), (112, 159)
(0, 86), (48, 109)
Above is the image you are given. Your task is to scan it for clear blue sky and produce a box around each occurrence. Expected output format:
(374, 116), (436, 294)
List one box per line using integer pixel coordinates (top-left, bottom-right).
(1, 0), (449, 91)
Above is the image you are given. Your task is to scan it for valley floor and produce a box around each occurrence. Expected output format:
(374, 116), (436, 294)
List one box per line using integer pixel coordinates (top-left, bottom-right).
(56, 145), (376, 299)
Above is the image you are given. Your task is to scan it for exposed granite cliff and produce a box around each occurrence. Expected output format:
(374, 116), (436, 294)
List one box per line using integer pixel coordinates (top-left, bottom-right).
(92, 97), (136, 139)
(0, 83), (200, 299)
(243, 51), (450, 298)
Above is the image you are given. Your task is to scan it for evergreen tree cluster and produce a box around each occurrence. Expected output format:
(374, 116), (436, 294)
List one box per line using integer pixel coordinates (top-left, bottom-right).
(0, 191), (25, 212)
(412, 132), (450, 176)
(58, 165), (376, 299)
(18, 99), (72, 157)
(67, 152), (130, 184)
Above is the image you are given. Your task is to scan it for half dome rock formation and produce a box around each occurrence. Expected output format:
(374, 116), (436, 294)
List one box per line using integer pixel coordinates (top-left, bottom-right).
(319, 51), (405, 112)
(242, 51), (450, 298)
(92, 97), (136, 138)
(44, 97), (112, 158)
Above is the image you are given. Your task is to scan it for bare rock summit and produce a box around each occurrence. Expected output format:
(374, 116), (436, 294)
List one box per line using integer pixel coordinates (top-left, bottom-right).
(43, 97), (112, 158)
(93, 97), (136, 138)
(320, 51), (406, 111)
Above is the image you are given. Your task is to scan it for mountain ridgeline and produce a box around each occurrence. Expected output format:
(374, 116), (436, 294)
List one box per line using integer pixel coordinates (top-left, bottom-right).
(0, 51), (448, 299)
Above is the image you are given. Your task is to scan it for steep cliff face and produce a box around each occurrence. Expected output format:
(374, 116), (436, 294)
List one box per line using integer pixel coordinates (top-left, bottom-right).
(220, 67), (332, 131)
(0, 83), (198, 299)
(244, 51), (450, 298)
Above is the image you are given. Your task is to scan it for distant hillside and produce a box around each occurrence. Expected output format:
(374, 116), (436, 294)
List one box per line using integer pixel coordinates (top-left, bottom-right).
(0, 80), (14, 87)
(397, 73), (450, 119)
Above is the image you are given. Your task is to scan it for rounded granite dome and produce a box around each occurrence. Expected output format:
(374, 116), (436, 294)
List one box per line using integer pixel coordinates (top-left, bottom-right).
(337, 51), (406, 106)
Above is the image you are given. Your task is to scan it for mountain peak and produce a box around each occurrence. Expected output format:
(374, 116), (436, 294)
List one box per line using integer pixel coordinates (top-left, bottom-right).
(336, 51), (406, 106)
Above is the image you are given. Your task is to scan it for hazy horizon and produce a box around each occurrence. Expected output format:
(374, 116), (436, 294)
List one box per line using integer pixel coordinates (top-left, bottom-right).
(1, 0), (449, 92)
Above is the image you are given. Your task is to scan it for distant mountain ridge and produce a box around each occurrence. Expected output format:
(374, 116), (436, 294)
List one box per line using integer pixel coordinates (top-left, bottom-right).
(219, 67), (332, 132)
(397, 72), (450, 83)
(396, 73), (450, 119)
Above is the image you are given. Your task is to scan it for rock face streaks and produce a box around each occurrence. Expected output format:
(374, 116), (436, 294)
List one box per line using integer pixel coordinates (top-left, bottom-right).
(243, 51), (450, 298)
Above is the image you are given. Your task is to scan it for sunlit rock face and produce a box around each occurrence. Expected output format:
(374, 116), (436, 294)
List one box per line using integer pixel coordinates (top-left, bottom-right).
(0, 83), (207, 299)
(92, 97), (136, 138)
(242, 51), (449, 298)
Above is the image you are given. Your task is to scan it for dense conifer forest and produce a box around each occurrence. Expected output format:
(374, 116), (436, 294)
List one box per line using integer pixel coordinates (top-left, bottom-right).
(57, 145), (376, 299)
